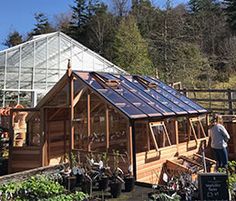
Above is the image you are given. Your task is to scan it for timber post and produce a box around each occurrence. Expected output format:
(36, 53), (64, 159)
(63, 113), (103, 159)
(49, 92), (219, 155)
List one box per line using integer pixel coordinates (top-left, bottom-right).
(67, 59), (74, 167)
(228, 88), (233, 115)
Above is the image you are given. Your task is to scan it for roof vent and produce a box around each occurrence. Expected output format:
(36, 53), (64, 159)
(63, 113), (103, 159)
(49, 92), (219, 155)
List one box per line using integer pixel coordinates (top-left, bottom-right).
(90, 72), (120, 88)
(133, 75), (157, 89)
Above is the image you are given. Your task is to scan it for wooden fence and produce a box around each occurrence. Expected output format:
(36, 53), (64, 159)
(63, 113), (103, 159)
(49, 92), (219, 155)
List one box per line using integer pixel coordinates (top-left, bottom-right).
(179, 89), (236, 114)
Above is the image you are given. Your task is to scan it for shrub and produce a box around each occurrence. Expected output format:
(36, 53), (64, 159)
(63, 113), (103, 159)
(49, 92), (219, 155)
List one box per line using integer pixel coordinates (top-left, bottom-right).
(0, 175), (87, 201)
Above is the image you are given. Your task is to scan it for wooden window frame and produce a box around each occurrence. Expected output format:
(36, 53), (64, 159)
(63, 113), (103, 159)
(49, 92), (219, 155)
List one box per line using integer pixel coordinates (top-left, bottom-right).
(187, 116), (207, 146)
(149, 121), (171, 151)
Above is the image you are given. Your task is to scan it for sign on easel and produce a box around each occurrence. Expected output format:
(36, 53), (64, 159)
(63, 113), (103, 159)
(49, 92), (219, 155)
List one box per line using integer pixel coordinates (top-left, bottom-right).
(198, 173), (229, 201)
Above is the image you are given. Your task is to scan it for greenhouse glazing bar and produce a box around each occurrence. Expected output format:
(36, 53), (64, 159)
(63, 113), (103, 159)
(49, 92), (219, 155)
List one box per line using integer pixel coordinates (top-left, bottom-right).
(0, 32), (126, 107)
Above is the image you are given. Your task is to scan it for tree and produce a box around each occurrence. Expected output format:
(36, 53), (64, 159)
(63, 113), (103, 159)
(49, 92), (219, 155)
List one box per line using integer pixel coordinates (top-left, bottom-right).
(3, 31), (23, 47)
(224, 0), (236, 31)
(147, 2), (192, 82)
(113, 16), (154, 75)
(54, 12), (72, 32)
(87, 4), (116, 56)
(69, 0), (101, 46)
(172, 43), (213, 88)
(29, 13), (55, 37)
(130, 0), (157, 38)
(112, 0), (129, 17)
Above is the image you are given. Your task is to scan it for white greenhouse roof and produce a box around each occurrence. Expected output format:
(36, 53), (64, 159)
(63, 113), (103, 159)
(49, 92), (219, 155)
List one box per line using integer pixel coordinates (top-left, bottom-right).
(0, 32), (126, 107)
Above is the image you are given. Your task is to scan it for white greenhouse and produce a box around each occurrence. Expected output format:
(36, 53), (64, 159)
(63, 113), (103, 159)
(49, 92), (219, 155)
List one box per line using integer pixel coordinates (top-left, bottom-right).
(0, 32), (126, 107)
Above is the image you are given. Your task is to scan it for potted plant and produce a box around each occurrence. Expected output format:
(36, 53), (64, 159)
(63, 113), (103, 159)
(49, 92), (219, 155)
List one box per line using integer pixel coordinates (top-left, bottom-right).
(110, 150), (124, 198)
(123, 152), (135, 192)
(60, 153), (77, 191)
(98, 152), (110, 191)
(81, 171), (92, 196)
(15, 132), (24, 147)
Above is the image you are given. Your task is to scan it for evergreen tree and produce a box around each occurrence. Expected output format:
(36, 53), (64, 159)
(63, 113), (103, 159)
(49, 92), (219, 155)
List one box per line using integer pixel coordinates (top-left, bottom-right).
(3, 31), (23, 47)
(87, 4), (116, 56)
(113, 16), (153, 75)
(173, 43), (213, 88)
(224, 0), (236, 31)
(131, 0), (157, 38)
(29, 13), (55, 37)
(69, 0), (101, 46)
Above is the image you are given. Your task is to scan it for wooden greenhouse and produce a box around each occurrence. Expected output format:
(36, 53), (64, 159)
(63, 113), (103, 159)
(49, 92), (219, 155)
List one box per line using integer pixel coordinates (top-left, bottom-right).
(8, 65), (214, 184)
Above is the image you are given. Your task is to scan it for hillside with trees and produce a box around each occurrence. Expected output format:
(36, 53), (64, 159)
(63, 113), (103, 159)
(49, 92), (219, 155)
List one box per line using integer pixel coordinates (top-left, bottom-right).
(3, 0), (236, 89)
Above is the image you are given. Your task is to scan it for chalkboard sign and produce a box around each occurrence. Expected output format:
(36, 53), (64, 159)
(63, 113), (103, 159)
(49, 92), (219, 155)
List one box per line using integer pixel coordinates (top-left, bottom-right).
(198, 173), (229, 201)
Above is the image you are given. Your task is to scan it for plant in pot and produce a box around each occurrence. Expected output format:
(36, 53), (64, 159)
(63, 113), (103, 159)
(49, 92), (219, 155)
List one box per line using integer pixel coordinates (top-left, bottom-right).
(15, 132), (24, 147)
(60, 153), (76, 191)
(81, 167), (93, 197)
(110, 150), (124, 198)
(123, 152), (135, 192)
(70, 151), (84, 187)
(98, 152), (110, 191)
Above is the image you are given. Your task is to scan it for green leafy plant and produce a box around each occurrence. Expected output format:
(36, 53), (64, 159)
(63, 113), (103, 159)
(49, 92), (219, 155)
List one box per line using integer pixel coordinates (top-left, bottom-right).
(219, 161), (236, 199)
(102, 152), (109, 167)
(0, 175), (88, 201)
(150, 192), (180, 201)
(42, 191), (88, 201)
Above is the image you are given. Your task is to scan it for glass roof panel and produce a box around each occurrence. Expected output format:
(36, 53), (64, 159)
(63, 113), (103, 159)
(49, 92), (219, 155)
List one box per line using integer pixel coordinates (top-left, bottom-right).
(117, 75), (175, 115)
(105, 74), (172, 116)
(133, 76), (198, 114)
(123, 75), (187, 115)
(145, 76), (207, 112)
(76, 72), (147, 119)
(114, 89), (162, 117)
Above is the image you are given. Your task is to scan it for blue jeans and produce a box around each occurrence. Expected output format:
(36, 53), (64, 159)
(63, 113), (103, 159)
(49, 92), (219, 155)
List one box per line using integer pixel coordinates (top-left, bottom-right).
(212, 147), (228, 168)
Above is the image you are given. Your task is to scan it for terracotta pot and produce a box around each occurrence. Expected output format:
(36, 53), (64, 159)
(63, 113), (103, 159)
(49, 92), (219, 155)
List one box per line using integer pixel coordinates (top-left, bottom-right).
(15, 139), (24, 147)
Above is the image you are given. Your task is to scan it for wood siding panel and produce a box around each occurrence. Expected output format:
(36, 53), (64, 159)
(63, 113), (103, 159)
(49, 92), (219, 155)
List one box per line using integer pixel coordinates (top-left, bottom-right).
(10, 147), (41, 173)
(136, 138), (209, 184)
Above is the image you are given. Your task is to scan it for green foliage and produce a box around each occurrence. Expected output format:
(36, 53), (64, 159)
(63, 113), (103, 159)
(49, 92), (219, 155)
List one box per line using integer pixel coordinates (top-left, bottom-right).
(173, 42), (212, 88)
(4, 0), (236, 88)
(131, 0), (157, 38)
(0, 175), (87, 201)
(42, 191), (88, 201)
(29, 13), (55, 37)
(224, 0), (236, 31)
(150, 192), (180, 201)
(113, 15), (154, 75)
(102, 152), (109, 167)
(69, 0), (102, 48)
(0, 182), (22, 200)
(227, 161), (236, 193)
(3, 31), (23, 48)
(113, 150), (120, 170)
(71, 152), (78, 167)
(218, 161), (236, 198)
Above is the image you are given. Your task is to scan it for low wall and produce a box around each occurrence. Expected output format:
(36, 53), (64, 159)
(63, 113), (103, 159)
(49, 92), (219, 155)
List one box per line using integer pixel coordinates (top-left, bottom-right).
(0, 163), (66, 185)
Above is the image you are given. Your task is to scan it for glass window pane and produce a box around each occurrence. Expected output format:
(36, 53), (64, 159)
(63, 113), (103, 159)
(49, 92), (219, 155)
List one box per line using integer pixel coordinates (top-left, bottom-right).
(98, 88), (146, 118)
(123, 75), (186, 115)
(145, 76), (206, 112)
(119, 75), (175, 115)
(75, 72), (147, 118)
(115, 89), (162, 117)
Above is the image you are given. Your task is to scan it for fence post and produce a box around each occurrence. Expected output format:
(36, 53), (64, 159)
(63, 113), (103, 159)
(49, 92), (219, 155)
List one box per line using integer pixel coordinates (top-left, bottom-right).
(183, 88), (188, 97)
(228, 89), (233, 115)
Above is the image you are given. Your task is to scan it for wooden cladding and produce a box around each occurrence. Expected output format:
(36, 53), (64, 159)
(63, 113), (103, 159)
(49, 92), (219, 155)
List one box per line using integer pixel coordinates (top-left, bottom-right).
(9, 147), (41, 173)
(136, 138), (209, 184)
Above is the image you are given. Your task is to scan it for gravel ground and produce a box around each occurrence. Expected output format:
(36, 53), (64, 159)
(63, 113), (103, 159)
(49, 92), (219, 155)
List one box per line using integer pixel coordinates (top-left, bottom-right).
(89, 185), (152, 201)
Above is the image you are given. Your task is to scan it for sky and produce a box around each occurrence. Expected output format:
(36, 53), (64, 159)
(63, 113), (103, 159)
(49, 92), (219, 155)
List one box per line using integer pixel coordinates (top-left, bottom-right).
(0, 0), (188, 51)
